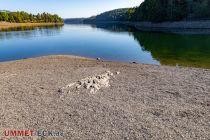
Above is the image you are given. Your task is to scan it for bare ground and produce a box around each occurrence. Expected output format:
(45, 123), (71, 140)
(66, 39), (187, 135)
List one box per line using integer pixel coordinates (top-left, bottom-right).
(0, 22), (64, 30)
(0, 55), (210, 140)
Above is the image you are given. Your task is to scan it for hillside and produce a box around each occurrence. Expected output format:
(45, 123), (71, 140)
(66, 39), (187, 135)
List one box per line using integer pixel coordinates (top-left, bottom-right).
(84, 0), (210, 23)
(83, 8), (135, 23)
(132, 0), (210, 22)
(64, 18), (84, 24)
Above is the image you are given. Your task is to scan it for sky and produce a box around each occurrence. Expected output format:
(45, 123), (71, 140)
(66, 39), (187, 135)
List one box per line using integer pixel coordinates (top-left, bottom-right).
(0, 0), (143, 18)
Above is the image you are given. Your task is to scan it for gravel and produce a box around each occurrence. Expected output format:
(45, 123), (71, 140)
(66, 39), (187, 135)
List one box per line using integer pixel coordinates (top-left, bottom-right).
(0, 55), (209, 140)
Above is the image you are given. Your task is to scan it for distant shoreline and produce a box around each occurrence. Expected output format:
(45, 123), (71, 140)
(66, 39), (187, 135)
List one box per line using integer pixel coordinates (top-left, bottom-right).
(122, 21), (210, 33)
(0, 22), (64, 30)
(82, 20), (210, 33)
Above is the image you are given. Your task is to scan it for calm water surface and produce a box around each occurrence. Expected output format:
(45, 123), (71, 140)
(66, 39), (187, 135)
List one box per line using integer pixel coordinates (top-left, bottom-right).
(0, 24), (210, 68)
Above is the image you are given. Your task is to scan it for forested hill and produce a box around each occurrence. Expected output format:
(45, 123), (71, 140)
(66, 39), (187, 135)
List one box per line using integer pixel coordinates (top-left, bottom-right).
(84, 0), (210, 23)
(64, 18), (84, 24)
(0, 11), (63, 23)
(132, 0), (210, 22)
(83, 8), (135, 23)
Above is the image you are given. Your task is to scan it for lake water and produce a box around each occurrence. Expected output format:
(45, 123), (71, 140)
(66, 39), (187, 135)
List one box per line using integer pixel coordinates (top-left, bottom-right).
(0, 24), (210, 68)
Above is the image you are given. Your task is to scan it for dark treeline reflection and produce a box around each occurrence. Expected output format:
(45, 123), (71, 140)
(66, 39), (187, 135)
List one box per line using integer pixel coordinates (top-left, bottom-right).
(89, 23), (210, 68)
(1, 23), (210, 68)
(0, 25), (63, 40)
(88, 23), (136, 33)
(133, 32), (210, 68)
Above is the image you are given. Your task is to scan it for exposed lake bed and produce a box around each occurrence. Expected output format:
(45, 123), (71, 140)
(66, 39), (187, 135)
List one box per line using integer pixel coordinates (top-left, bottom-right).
(0, 22), (64, 31)
(0, 55), (210, 139)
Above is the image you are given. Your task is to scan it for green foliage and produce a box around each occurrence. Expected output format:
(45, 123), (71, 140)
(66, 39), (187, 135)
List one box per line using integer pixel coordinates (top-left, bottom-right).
(0, 11), (63, 23)
(131, 0), (168, 22)
(0, 12), (9, 21)
(133, 0), (210, 22)
(84, 8), (134, 23)
(84, 0), (210, 23)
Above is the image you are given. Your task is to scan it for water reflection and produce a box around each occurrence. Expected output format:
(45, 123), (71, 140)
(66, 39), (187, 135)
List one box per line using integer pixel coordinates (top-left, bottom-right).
(87, 23), (210, 68)
(133, 32), (210, 68)
(0, 25), (63, 40)
(88, 23), (135, 33)
(0, 23), (210, 69)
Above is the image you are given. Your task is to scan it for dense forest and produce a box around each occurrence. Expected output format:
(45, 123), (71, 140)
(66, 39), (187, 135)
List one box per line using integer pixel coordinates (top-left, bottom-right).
(132, 0), (210, 22)
(64, 18), (85, 24)
(83, 8), (133, 23)
(84, 8), (134, 23)
(84, 0), (210, 23)
(0, 11), (63, 23)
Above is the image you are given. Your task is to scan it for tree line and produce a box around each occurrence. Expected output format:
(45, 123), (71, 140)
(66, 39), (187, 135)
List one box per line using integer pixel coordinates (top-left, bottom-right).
(83, 8), (133, 23)
(0, 11), (63, 23)
(131, 0), (210, 22)
(84, 0), (210, 23)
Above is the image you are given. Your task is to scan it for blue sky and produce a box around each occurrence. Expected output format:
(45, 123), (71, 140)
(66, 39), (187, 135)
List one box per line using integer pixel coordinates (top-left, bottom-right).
(0, 0), (143, 18)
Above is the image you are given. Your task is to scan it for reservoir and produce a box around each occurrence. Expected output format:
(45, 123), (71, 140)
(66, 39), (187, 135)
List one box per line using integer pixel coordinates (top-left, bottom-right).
(0, 24), (210, 68)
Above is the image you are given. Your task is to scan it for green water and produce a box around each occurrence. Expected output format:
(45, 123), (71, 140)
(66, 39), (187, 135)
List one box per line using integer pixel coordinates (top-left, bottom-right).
(133, 32), (210, 68)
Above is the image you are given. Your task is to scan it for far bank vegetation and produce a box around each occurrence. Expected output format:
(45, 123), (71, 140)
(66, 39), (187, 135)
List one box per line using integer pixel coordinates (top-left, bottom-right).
(0, 11), (63, 23)
(84, 0), (210, 23)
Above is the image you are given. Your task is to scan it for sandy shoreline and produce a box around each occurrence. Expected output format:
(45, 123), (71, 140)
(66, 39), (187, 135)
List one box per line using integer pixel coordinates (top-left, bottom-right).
(0, 55), (209, 139)
(0, 22), (64, 30)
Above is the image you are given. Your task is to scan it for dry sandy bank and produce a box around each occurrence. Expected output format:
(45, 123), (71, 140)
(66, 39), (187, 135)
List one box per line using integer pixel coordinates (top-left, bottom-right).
(0, 55), (209, 139)
(0, 22), (64, 30)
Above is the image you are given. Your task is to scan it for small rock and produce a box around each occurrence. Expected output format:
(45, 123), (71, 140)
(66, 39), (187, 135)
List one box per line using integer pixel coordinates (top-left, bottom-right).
(58, 88), (62, 93)
(116, 71), (120, 75)
(67, 83), (75, 88)
(76, 85), (81, 89)
(86, 83), (92, 89)
(78, 81), (83, 85)
(93, 84), (100, 90)
(90, 88), (95, 94)
(106, 71), (113, 76)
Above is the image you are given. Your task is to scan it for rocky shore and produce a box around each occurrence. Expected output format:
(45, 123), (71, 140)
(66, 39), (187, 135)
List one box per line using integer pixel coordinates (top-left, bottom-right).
(0, 55), (209, 139)
(122, 20), (210, 33)
(83, 20), (210, 33)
